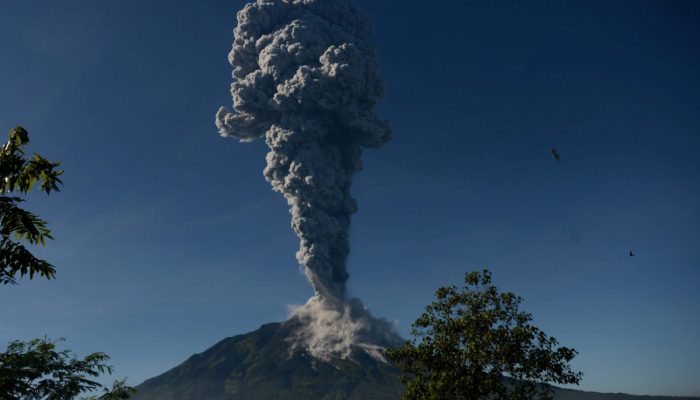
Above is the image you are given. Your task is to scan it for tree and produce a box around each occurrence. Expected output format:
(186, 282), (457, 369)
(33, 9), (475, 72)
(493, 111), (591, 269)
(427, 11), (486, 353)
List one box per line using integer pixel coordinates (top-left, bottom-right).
(386, 270), (582, 400)
(0, 338), (136, 400)
(0, 126), (63, 285)
(0, 127), (134, 399)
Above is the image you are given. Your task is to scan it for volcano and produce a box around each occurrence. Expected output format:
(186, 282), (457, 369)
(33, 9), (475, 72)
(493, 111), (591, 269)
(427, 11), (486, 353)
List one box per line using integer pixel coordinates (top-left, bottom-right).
(131, 321), (700, 400)
(131, 318), (403, 400)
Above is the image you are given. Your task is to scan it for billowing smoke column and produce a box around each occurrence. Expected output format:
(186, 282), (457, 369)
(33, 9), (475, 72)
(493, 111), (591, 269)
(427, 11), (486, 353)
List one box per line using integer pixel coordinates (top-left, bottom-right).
(216, 0), (390, 304)
(217, 0), (399, 360)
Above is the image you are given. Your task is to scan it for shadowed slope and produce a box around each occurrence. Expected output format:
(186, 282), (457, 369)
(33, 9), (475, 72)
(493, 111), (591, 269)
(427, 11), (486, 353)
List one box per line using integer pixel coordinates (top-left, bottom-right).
(132, 319), (402, 400)
(132, 320), (700, 400)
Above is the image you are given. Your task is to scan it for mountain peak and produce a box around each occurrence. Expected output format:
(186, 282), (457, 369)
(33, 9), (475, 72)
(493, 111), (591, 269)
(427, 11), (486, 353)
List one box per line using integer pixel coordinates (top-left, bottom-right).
(132, 320), (700, 400)
(132, 320), (403, 400)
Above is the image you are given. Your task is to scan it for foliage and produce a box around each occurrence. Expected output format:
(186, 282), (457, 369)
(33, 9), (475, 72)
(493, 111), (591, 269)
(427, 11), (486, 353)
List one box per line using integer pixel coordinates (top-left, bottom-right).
(0, 126), (63, 285)
(0, 338), (136, 400)
(386, 270), (582, 400)
(0, 127), (134, 399)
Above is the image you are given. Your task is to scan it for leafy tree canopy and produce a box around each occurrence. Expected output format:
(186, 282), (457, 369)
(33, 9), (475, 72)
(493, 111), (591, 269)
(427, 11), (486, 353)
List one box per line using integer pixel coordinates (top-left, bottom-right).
(0, 126), (63, 284)
(0, 338), (136, 400)
(386, 270), (582, 400)
(0, 127), (134, 399)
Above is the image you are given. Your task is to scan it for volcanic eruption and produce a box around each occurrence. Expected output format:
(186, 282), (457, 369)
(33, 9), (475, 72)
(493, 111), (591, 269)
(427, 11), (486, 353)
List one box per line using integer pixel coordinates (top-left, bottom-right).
(216, 0), (400, 360)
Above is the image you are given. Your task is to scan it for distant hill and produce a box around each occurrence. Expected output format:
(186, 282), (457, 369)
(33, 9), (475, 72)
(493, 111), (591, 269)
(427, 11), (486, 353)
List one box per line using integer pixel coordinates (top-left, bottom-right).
(132, 320), (699, 400)
(552, 388), (698, 400)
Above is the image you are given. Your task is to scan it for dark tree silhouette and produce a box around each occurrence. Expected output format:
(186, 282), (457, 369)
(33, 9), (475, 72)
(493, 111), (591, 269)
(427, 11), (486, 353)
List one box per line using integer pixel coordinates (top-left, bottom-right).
(0, 338), (135, 400)
(386, 270), (582, 400)
(0, 126), (62, 285)
(0, 127), (134, 399)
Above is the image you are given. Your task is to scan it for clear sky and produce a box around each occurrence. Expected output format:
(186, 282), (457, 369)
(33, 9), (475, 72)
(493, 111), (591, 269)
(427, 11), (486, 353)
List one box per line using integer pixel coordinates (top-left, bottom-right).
(1, 0), (699, 396)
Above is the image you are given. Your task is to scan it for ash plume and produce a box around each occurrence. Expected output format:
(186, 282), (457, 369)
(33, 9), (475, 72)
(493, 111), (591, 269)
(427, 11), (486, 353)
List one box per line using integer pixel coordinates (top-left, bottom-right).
(216, 0), (390, 303)
(287, 297), (400, 362)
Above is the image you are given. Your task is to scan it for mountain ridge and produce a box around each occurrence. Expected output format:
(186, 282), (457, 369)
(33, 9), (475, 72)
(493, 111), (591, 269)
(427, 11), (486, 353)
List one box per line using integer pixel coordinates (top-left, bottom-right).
(132, 321), (699, 400)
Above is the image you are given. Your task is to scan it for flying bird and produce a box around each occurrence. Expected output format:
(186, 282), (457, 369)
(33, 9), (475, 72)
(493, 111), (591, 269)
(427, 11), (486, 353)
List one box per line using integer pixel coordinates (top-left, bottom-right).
(629, 250), (634, 257)
(550, 147), (560, 162)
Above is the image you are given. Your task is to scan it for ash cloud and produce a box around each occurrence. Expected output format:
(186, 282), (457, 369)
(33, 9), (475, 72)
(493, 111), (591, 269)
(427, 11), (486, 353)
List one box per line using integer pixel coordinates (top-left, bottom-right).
(287, 297), (402, 362)
(216, 0), (390, 302)
(217, 0), (396, 360)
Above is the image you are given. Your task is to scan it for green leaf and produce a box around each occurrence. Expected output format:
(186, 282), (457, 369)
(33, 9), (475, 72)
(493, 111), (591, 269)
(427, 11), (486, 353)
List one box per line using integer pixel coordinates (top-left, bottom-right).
(0, 338), (135, 399)
(386, 270), (582, 400)
(0, 126), (63, 284)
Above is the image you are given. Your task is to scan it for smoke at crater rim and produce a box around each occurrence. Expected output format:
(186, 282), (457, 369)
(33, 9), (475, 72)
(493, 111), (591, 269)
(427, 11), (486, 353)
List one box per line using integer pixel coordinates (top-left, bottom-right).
(216, 0), (391, 303)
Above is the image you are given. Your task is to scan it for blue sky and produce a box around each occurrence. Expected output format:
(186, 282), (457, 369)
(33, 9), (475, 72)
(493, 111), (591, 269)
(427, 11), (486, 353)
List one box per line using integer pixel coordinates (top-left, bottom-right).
(1, 0), (699, 396)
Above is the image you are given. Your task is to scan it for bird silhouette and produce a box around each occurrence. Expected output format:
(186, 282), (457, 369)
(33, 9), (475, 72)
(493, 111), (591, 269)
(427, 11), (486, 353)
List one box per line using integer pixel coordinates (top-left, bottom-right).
(629, 250), (634, 257)
(550, 147), (560, 162)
